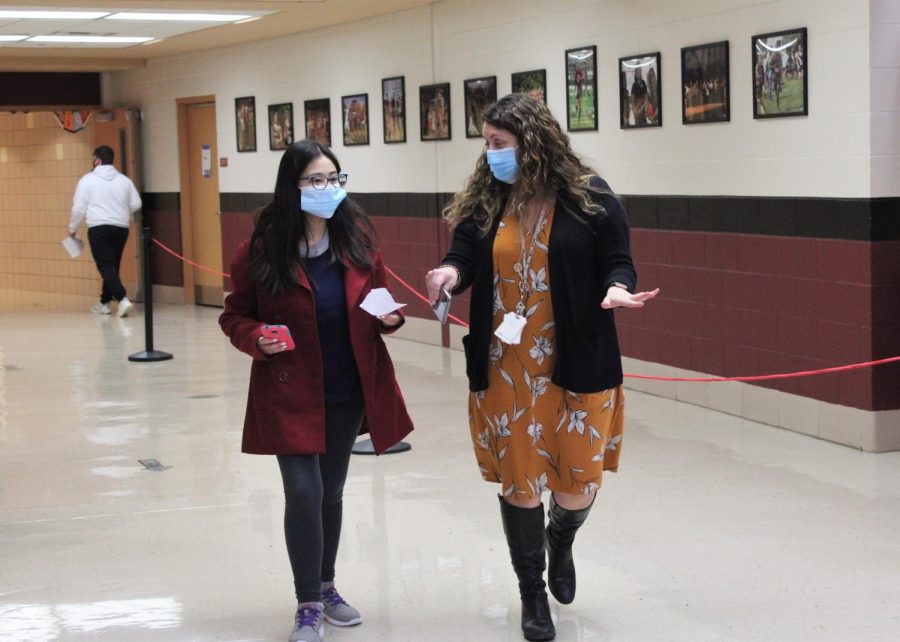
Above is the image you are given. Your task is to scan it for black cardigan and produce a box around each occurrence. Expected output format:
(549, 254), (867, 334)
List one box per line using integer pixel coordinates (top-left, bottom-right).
(442, 176), (636, 393)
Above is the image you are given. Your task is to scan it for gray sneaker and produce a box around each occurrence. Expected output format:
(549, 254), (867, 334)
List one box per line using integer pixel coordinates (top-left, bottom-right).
(289, 602), (324, 642)
(322, 582), (362, 627)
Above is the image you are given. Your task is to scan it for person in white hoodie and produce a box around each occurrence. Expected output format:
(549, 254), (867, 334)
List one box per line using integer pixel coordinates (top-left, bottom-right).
(68, 146), (142, 317)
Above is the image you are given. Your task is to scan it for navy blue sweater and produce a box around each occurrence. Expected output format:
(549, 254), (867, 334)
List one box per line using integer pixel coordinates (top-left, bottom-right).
(303, 252), (361, 402)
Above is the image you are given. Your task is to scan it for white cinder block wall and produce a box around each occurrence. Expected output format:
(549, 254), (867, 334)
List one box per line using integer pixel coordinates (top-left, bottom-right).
(104, 0), (893, 200)
(870, 0), (900, 197)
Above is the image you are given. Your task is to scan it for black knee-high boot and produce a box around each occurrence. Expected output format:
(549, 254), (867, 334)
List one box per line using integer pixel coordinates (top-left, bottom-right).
(498, 496), (555, 641)
(545, 493), (594, 604)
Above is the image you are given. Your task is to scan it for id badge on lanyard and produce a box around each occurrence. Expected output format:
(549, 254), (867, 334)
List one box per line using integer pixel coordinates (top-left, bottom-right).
(494, 202), (548, 345)
(495, 311), (527, 344)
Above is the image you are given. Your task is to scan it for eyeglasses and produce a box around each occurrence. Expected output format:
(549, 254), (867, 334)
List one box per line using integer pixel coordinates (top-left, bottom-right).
(298, 173), (348, 190)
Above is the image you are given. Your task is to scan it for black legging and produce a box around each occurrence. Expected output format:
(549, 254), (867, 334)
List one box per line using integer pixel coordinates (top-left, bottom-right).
(87, 224), (129, 303)
(277, 394), (365, 603)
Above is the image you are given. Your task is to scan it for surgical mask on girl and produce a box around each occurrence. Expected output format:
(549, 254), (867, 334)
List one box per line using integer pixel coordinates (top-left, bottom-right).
(299, 185), (347, 219)
(486, 147), (519, 184)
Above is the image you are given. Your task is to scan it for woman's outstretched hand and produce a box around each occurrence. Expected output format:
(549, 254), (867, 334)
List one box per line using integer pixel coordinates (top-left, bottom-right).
(601, 287), (659, 309)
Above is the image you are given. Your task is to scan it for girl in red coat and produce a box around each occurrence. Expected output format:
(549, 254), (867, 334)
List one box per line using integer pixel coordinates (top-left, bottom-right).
(220, 140), (414, 642)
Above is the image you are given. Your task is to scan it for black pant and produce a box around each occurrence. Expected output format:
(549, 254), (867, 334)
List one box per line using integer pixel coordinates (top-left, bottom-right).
(88, 225), (129, 304)
(277, 395), (365, 603)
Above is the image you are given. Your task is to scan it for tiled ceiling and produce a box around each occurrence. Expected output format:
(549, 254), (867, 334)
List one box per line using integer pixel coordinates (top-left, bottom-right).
(0, 1), (435, 71)
(0, 8), (276, 47)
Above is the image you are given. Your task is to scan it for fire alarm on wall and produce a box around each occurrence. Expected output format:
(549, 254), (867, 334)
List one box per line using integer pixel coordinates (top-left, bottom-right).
(219, 157), (228, 167)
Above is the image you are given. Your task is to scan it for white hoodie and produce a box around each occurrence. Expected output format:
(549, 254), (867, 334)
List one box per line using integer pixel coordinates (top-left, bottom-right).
(68, 164), (142, 233)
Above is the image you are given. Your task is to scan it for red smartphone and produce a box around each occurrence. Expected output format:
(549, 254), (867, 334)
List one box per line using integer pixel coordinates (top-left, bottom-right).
(260, 324), (295, 351)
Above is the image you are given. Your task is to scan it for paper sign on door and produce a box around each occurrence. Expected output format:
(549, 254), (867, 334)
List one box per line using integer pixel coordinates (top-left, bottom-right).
(202, 144), (211, 178)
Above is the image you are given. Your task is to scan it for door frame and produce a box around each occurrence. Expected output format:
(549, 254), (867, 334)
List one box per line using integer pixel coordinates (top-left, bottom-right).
(175, 94), (217, 305)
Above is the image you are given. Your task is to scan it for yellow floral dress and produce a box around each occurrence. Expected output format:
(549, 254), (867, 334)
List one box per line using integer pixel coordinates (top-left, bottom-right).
(468, 205), (625, 498)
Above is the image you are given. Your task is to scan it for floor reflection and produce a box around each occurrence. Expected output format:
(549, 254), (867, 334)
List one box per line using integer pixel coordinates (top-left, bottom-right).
(1, 598), (181, 641)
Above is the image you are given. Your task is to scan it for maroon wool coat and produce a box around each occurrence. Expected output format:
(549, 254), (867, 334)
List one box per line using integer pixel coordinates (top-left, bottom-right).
(219, 240), (414, 455)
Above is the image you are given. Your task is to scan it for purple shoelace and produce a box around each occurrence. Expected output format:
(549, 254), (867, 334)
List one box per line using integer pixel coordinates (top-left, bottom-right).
(296, 604), (321, 628)
(322, 586), (347, 608)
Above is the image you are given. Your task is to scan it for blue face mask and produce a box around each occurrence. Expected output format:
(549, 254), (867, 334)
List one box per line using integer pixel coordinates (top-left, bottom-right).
(299, 185), (347, 219)
(486, 147), (519, 184)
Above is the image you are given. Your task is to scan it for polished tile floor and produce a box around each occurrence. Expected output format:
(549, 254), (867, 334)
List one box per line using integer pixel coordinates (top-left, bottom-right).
(2, 291), (899, 642)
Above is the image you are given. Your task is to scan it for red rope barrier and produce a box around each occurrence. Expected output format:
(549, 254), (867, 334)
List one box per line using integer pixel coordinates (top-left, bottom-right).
(624, 356), (900, 382)
(153, 238), (230, 278)
(151, 237), (900, 383)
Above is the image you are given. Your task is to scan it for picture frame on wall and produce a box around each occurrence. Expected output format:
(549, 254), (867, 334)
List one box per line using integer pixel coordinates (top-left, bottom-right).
(420, 82), (451, 141)
(681, 41), (730, 124)
(511, 68), (547, 105)
(234, 96), (256, 152)
(565, 45), (597, 131)
(619, 52), (662, 129)
(382, 76), (406, 144)
(463, 76), (497, 138)
(752, 27), (807, 118)
(304, 98), (331, 146)
(267, 102), (293, 150)
(342, 94), (369, 146)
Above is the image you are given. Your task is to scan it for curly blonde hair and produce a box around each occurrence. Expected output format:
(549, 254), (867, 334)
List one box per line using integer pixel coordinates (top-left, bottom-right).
(443, 93), (609, 234)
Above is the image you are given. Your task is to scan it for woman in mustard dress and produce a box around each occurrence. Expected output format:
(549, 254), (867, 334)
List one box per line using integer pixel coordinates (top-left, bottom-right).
(427, 94), (657, 641)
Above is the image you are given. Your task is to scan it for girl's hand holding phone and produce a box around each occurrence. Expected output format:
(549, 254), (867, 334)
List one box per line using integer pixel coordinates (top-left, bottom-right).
(258, 324), (295, 355)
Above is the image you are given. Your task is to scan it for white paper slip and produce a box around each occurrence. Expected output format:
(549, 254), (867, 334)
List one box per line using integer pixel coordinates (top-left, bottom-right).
(62, 236), (84, 259)
(360, 287), (406, 316)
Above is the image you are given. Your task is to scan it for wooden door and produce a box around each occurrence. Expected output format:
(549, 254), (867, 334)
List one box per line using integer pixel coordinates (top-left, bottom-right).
(179, 100), (223, 306)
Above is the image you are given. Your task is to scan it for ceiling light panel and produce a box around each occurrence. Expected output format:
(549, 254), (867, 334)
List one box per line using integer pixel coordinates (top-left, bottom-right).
(106, 13), (253, 22)
(28, 35), (154, 44)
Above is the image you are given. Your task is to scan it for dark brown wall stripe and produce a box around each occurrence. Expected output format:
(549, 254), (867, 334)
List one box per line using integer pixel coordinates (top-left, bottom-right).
(623, 195), (900, 241)
(143, 192), (900, 241)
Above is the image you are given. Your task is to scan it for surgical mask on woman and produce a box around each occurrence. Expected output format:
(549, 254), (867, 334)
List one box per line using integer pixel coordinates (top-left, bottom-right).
(299, 185), (347, 219)
(486, 147), (519, 184)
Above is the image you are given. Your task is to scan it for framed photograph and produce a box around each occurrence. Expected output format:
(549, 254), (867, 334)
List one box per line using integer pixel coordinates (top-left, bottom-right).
(267, 102), (293, 150)
(342, 94), (369, 146)
(752, 27), (807, 118)
(565, 46), (597, 131)
(304, 98), (331, 146)
(511, 69), (547, 105)
(619, 52), (662, 129)
(234, 96), (256, 152)
(464, 76), (497, 138)
(420, 83), (451, 141)
(382, 76), (406, 144)
(682, 41), (730, 124)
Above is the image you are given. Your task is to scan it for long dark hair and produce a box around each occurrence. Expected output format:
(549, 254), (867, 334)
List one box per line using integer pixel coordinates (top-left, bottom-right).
(248, 140), (376, 295)
(443, 93), (609, 235)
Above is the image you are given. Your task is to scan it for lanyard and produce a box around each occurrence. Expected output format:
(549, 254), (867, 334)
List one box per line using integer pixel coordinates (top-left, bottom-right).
(513, 201), (549, 317)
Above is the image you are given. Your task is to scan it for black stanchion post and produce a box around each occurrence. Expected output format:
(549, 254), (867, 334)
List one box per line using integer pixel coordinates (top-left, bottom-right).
(129, 227), (173, 363)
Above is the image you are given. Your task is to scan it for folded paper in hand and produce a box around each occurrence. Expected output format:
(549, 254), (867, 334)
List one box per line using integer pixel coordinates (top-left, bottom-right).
(62, 236), (84, 259)
(360, 287), (406, 316)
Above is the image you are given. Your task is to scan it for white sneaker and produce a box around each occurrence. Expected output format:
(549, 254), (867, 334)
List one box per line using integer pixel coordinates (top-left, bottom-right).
(117, 297), (134, 318)
(91, 302), (111, 314)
